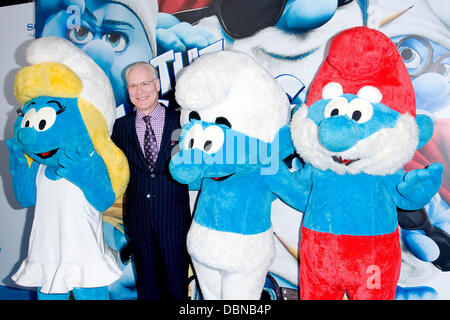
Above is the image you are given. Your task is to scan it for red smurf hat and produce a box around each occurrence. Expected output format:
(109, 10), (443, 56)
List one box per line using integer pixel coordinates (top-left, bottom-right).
(306, 26), (416, 117)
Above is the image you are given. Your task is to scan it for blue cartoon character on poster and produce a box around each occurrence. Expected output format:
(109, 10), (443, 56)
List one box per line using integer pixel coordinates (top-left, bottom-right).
(6, 37), (130, 299)
(35, 0), (158, 114)
(157, 0), (366, 104)
(290, 26), (442, 299)
(378, 0), (450, 299)
(169, 50), (307, 300)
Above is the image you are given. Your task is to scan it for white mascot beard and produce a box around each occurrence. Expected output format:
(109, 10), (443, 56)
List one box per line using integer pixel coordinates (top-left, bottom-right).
(290, 105), (419, 176)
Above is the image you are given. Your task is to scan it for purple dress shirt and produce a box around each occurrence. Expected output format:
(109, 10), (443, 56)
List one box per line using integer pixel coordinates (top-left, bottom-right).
(135, 103), (165, 161)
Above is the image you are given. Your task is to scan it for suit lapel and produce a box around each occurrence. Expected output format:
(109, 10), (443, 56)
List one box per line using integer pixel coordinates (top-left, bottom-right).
(125, 112), (148, 172)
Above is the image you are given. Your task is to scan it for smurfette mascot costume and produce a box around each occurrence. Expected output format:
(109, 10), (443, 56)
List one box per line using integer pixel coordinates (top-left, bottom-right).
(7, 37), (129, 300)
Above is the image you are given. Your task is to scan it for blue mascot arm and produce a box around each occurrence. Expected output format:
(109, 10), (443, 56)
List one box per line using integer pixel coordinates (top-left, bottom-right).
(277, 124), (295, 160)
(56, 144), (115, 212)
(6, 138), (39, 207)
(156, 13), (218, 55)
(386, 164), (443, 210)
(397, 163), (443, 209)
(267, 161), (311, 213)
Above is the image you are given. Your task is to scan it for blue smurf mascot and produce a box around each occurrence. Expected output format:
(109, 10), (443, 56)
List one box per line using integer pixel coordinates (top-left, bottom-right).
(169, 50), (306, 299)
(7, 37), (129, 300)
(290, 26), (443, 300)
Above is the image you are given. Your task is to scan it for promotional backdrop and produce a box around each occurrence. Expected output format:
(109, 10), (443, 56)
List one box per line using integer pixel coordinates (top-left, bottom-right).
(0, 0), (449, 300)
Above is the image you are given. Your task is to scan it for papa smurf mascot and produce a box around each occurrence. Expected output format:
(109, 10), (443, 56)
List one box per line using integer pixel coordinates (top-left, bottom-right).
(169, 50), (306, 300)
(6, 37), (129, 300)
(290, 26), (443, 300)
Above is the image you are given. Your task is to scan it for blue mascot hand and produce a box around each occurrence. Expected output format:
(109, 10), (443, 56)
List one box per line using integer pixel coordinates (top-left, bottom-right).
(156, 13), (217, 55)
(397, 163), (444, 209)
(56, 144), (115, 212)
(6, 138), (38, 207)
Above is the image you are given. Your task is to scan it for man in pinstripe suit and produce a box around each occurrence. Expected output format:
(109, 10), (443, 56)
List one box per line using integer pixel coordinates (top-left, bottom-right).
(111, 62), (191, 300)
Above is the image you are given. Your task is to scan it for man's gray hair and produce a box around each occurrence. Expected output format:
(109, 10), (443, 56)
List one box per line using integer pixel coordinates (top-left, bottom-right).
(125, 61), (159, 81)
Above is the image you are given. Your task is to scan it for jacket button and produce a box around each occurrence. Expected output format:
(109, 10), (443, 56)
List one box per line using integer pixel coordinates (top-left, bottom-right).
(150, 173), (155, 178)
(146, 194), (151, 199)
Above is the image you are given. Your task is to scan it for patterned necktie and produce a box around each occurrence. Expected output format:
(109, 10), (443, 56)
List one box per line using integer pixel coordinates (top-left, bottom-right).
(143, 115), (158, 171)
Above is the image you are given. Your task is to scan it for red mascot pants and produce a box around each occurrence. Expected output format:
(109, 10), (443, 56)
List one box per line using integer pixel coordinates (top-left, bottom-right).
(300, 227), (401, 300)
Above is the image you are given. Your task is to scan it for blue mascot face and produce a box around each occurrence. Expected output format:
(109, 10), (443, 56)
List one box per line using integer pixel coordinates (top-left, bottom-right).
(14, 96), (91, 167)
(306, 93), (400, 153)
(291, 83), (432, 176)
(41, 0), (154, 110)
(171, 120), (274, 184)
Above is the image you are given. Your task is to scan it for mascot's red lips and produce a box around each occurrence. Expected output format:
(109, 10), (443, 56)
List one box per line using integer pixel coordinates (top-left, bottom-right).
(332, 156), (358, 166)
(37, 148), (59, 159)
(212, 173), (234, 181)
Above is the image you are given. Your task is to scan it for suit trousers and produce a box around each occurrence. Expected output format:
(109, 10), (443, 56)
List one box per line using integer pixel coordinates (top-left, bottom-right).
(131, 233), (189, 300)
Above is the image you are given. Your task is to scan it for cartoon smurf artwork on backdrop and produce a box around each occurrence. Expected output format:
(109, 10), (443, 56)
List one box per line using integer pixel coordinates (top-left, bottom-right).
(7, 36), (130, 299)
(34, 0), (158, 116)
(157, 0), (367, 105)
(372, 0), (450, 299)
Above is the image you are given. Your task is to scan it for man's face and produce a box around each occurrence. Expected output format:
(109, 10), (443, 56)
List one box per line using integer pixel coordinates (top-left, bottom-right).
(126, 65), (160, 114)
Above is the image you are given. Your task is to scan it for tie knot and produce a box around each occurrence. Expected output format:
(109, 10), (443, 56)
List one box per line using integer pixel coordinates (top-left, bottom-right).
(143, 115), (151, 125)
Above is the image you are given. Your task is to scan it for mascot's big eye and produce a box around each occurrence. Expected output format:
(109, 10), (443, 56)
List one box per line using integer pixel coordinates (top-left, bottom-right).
(68, 26), (93, 44)
(346, 98), (373, 123)
(183, 123), (203, 150)
(324, 97), (348, 118)
(182, 124), (224, 154)
(202, 126), (224, 154)
(34, 107), (57, 132)
(102, 33), (127, 52)
(21, 108), (37, 128)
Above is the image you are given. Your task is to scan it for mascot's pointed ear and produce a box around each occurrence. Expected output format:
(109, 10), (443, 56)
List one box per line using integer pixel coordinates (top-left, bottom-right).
(416, 114), (433, 150)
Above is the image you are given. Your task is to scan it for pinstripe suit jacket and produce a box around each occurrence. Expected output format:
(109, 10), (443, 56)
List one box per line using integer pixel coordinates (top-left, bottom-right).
(111, 106), (191, 243)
